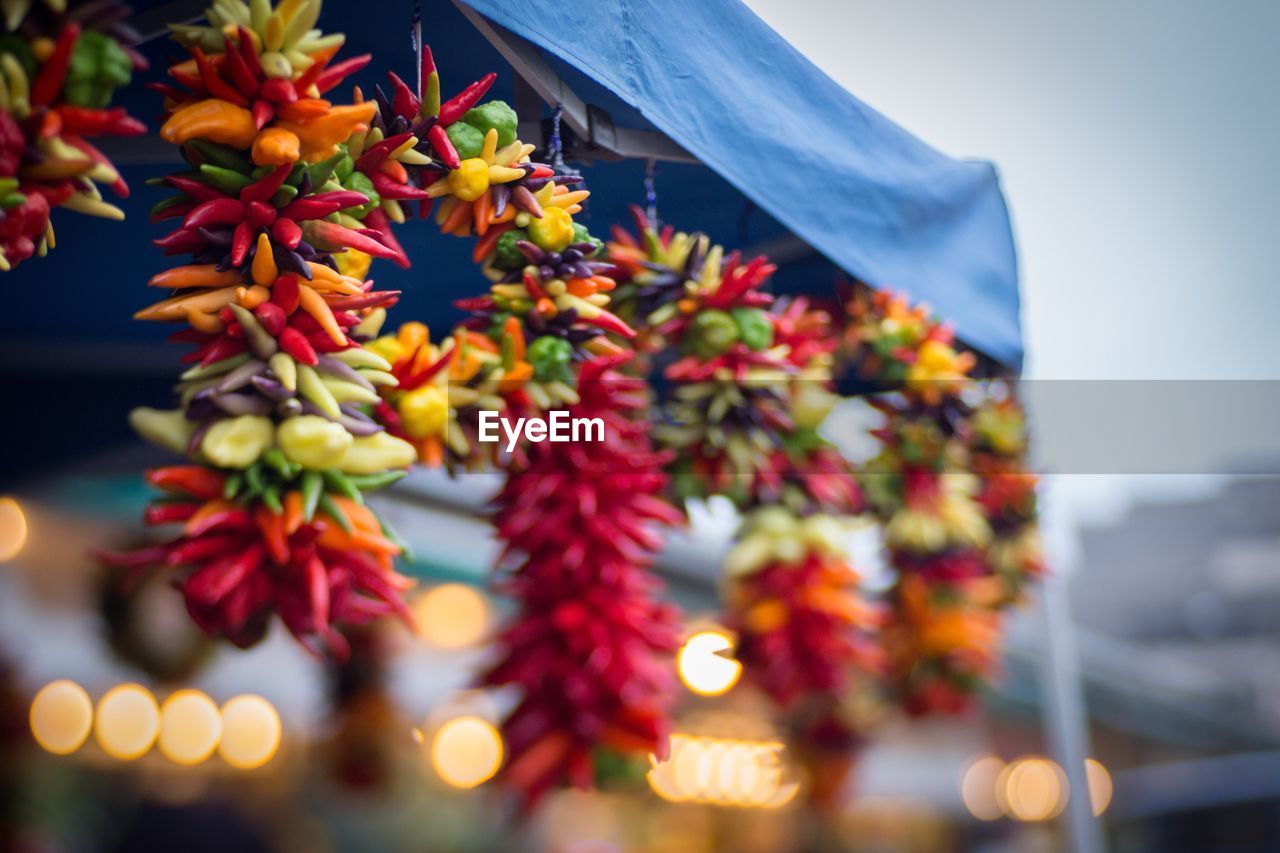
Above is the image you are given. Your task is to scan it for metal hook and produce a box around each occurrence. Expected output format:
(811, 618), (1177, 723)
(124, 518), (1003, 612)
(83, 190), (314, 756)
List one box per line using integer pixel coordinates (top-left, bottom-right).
(644, 158), (659, 226)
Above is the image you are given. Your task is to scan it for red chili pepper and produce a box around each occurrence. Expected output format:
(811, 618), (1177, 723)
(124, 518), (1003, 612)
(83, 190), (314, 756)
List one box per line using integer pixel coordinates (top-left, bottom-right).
(325, 290), (399, 311)
(147, 466), (228, 500)
(236, 27), (263, 78)
(240, 163), (292, 204)
(165, 174), (227, 202)
(453, 295), (495, 312)
(251, 99), (274, 130)
(386, 71), (420, 119)
(54, 106), (145, 136)
(230, 221), (254, 266)
(185, 543), (265, 604)
(253, 301), (286, 335)
(522, 269), (548, 300)
(144, 502), (198, 525)
(32, 23), (80, 107)
(368, 172), (430, 200)
(221, 35), (260, 97)
(186, 505), (255, 538)
(259, 78), (298, 104)
(306, 220), (398, 258)
(438, 72), (497, 125)
(583, 309), (637, 339)
(184, 197), (245, 229)
(164, 533), (244, 567)
(271, 274), (300, 313)
(426, 123), (460, 169)
(199, 335), (248, 367)
(193, 48), (249, 106)
(279, 326), (319, 365)
(315, 54), (372, 94)
(270, 217), (302, 249)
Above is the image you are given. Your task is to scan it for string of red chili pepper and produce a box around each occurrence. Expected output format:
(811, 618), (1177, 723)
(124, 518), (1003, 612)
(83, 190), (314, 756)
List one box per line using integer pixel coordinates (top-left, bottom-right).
(478, 355), (683, 806)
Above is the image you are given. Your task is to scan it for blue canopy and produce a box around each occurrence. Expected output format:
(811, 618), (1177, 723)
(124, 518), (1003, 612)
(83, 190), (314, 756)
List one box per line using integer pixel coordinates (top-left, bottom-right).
(459, 0), (1023, 367)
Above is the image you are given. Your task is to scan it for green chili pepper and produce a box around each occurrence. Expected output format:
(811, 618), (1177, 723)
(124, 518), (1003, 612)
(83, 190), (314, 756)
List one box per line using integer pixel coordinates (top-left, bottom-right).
(189, 139), (252, 173)
(64, 31), (133, 109)
(571, 223), (604, 256)
(263, 447), (296, 480)
(379, 516), (414, 562)
(731, 308), (774, 351)
(222, 471), (243, 500)
(270, 184), (298, 207)
(317, 492), (353, 533)
(687, 309), (740, 359)
(493, 228), (530, 270)
(343, 170), (379, 219)
(199, 164), (253, 195)
(0, 36), (36, 83)
(527, 336), (574, 383)
(321, 469), (362, 504)
(243, 462), (266, 499)
(150, 195), (191, 220)
(333, 152), (355, 181)
(308, 149), (347, 188)
(261, 485), (283, 515)
(344, 470), (407, 491)
(460, 100), (518, 149)
(446, 122), (485, 160)
(301, 470), (324, 522)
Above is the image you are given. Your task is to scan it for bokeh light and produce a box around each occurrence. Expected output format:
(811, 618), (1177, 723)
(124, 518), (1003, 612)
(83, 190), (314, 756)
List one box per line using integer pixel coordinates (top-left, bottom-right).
(218, 695), (281, 770)
(677, 630), (742, 697)
(997, 757), (1068, 822)
(961, 755), (1006, 821)
(413, 583), (491, 649)
(29, 680), (92, 755)
(158, 690), (222, 766)
(1086, 758), (1113, 816)
(649, 734), (796, 808)
(0, 497), (28, 562)
(430, 716), (503, 788)
(95, 683), (160, 761)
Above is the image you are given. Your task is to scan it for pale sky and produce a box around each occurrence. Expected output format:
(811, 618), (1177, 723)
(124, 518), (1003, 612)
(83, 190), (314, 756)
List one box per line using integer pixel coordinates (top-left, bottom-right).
(744, 0), (1280, 381)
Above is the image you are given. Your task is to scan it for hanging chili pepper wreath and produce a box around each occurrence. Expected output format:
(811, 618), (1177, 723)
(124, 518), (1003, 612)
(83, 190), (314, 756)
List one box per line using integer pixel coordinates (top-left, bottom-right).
(606, 211), (881, 741)
(97, 0), (422, 658)
(842, 285), (1036, 716)
(0, 0), (144, 270)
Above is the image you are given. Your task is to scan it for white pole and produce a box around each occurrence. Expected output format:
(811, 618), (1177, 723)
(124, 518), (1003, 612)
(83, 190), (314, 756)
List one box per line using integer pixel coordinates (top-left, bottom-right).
(1039, 570), (1106, 853)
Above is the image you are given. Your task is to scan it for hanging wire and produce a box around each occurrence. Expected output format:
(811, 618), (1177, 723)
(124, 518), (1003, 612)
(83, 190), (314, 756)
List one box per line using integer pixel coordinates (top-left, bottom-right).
(548, 103), (566, 173)
(411, 0), (423, 95)
(644, 158), (659, 225)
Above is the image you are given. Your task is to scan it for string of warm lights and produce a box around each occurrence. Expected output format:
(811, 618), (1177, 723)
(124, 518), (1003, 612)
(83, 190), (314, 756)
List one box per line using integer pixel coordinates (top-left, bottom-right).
(29, 680), (280, 769)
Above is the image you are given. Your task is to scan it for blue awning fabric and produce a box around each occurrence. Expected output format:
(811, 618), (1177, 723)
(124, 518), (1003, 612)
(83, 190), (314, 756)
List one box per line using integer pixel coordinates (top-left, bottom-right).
(460, 0), (1023, 367)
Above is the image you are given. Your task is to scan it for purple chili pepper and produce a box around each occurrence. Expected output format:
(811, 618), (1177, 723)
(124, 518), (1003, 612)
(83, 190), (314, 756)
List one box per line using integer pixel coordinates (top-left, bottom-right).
(316, 354), (375, 391)
(250, 375), (293, 401)
(216, 359), (268, 393)
(211, 392), (273, 416)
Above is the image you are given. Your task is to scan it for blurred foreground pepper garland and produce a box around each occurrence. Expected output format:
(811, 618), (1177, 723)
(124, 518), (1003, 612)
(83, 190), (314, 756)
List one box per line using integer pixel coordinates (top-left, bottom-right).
(842, 285), (1041, 715)
(0, 0), (145, 270)
(97, 0), (420, 657)
(607, 211), (881, 749)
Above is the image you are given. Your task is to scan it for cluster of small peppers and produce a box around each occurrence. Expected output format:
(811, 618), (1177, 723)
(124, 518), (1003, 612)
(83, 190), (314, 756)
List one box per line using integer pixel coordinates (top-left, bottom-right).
(479, 355), (684, 806)
(98, 0), (420, 657)
(607, 211), (879, 742)
(970, 387), (1044, 604)
(0, 0), (145, 270)
(843, 284), (1013, 715)
(363, 41), (632, 471)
